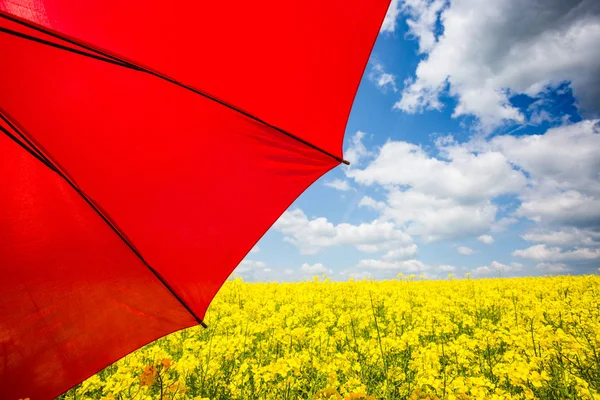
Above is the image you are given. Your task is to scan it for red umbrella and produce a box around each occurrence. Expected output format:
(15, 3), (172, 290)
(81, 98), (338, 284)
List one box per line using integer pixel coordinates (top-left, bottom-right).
(0, 1), (390, 398)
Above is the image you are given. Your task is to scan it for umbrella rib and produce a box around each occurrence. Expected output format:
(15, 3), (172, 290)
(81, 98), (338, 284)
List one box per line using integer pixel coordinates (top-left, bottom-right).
(0, 112), (58, 173)
(1, 121), (58, 173)
(0, 26), (139, 70)
(0, 12), (350, 166)
(0, 109), (208, 329)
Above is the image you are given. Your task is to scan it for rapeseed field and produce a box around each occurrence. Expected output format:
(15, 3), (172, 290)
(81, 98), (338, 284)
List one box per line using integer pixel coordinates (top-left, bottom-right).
(60, 274), (600, 400)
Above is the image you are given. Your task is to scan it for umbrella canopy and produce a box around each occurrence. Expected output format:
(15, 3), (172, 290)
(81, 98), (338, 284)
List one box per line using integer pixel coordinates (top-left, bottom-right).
(0, 1), (390, 398)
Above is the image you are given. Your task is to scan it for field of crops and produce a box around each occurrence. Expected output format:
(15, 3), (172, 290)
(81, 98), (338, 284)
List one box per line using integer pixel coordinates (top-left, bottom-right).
(60, 274), (600, 400)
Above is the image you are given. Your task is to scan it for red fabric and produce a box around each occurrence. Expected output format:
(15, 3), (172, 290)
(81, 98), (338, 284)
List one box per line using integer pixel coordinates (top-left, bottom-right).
(0, 1), (390, 398)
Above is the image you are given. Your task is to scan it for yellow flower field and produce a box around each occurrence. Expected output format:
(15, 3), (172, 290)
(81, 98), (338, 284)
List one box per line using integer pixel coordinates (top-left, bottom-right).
(59, 275), (600, 400)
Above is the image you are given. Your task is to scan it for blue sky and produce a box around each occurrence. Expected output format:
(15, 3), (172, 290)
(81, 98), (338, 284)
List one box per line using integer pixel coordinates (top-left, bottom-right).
(236, 0), (600, 281)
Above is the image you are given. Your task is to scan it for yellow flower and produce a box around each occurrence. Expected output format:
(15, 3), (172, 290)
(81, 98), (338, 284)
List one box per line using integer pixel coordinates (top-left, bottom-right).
(63, 275), (599, 400)
(313, 388), (342, 400)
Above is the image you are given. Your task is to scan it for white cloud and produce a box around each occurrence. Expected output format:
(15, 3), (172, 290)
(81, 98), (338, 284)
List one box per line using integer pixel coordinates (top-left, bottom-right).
(233, 262), (336, 282)
(349, 259), (456, 279)
(528, 100), (558, 125)
(324, 179), (353, 191)
(485, 120), (600, 228)
(369, 63), (397, 93)
(471, 266), (492, 276)
(519, 191), (600, 227)
(344, 131), (373, 166)
(380, 0), (401, 33)
(300, 263), (332, 275)
(351, 141), (518, 240)
(477, 235), (494, 245)
(513, 244), (600, 262)
(402, 0), (448, 53)
(457, 246), (473, 255)
(438, 264), (456, 272)
(357, 258), (427, 272)
(396, 0), (600, 128)
(536, 263), (571, 273)
(249, 245), (260, 254)
(348, 141), (526, 201)
(436, 120), (600, 253)
(471, 260), (523, 277)
(361, 189), (497, 242)
(491, 217), (518, 233)
(522, 228), (600, 247)
(348, 119), (600, 248)
(355, 258), (456, 280)
(235, 260), (266, 273)
(359, 196), (387, 212)
(232, 259), (271, 281)
(347, 139), (526, 242)
(382, 244), (419, 260)
(274, 208), (413, 255)
(349, 271), (373, 280)
(490, 121), (600, 196)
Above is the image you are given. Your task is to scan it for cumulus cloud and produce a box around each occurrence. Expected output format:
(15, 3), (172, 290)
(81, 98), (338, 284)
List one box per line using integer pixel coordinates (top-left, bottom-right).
(490, 121), (600, 196)
(522, 228), (600, 247)
(457, 246), (473, 255)
(236, 260), (266, 273)
(369, 63), (397, 93)
(348, 141), (526, 200)
(234, 261), (337, 282)
(347, 118), (600, 251)
(536, 263), (571, 273)
(487, 120), (600, 228)
(359, 196), (387, 212)
(349, 271), (374, 280)
(357, 258), (426, 272)
(381, 0), (401, 33)
(477, 235), (494, 245)
(249, 245), (260, 254)
(273, 208), (413, 255)
(512, 244), (600, 262)
(344, 131), (373, 166)
(396, 0), (600, 128)
(362, 189), (497, 242)
(300, 263), (332, 275)
(349, 139), (526, 241)
(402, 0), (448, 53)
(382, 244), (419, 260)
(324, 179), (353, 191)
(354, 258), (456, 281)
(491, 217), (518, 233)
(471, 261), (523, 277)
(232, 259), (273, 281)
(429, 120), (600, 258)
(518, 191), (600, 228)
(438, 265), (456, 272)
